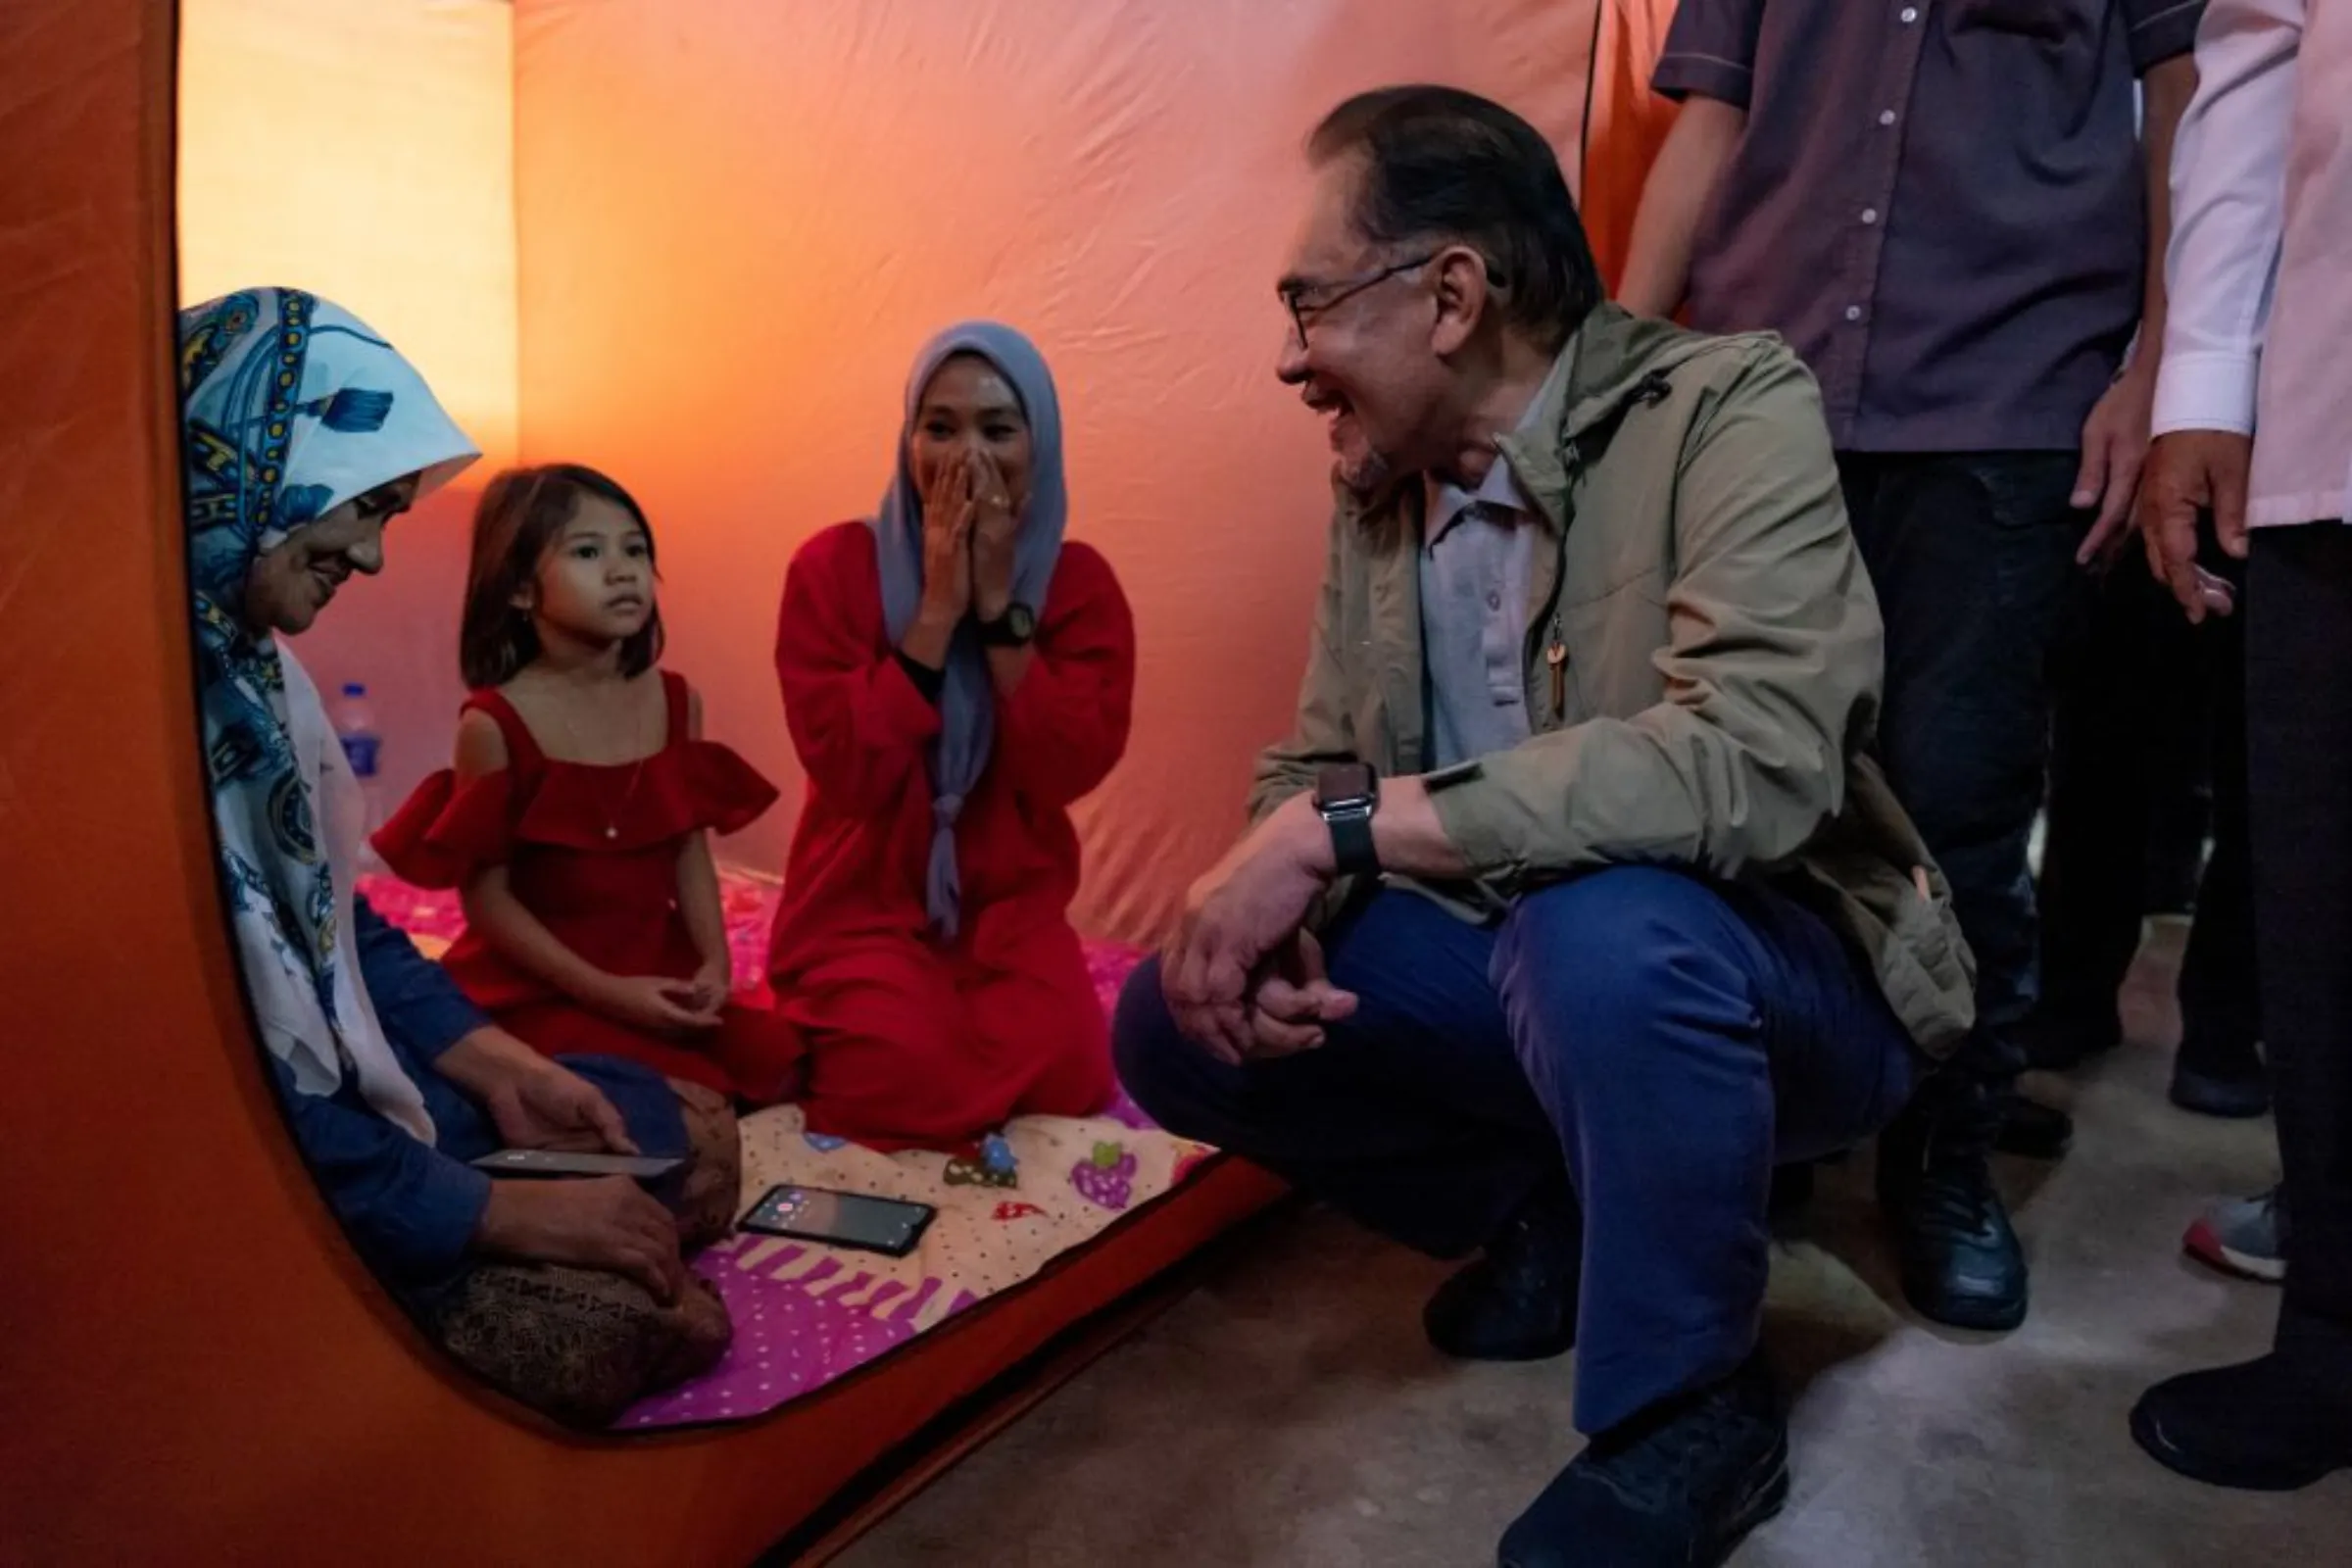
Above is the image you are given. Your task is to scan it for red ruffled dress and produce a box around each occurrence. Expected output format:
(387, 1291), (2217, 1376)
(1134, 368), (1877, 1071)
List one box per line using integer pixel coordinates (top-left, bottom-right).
(374, 671), (804, 1101)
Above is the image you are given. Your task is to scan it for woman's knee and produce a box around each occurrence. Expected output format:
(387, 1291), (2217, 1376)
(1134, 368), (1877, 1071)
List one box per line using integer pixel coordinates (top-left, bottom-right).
(555, 1053), (694, 1159)
(428, 1262), (730, 1430)
(665, 1079), (741, 1250)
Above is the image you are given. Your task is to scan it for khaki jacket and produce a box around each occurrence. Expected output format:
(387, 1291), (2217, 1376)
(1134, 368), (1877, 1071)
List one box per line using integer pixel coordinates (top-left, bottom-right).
(1251, 305), (1976, 1056)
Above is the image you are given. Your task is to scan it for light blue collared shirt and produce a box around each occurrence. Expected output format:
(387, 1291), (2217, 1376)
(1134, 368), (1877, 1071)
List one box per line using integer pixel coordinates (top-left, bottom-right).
(1418, 351), (1570, 769)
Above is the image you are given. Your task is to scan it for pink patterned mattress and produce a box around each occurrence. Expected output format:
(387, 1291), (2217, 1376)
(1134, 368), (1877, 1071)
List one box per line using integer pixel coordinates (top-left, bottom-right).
(357, 868), (1210, 1433)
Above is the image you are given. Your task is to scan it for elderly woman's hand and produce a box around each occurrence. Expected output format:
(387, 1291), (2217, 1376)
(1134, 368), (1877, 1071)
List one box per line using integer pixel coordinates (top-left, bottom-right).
(441, 1028), (641, 1154)
(476, 1176), (686, 1302)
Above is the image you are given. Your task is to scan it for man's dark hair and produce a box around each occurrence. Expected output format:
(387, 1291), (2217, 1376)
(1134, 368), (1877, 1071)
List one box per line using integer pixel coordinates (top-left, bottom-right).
(1308, 85), (1602, 353)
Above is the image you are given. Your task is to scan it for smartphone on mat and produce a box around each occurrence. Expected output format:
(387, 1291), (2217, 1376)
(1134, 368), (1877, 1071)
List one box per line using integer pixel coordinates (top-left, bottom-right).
(740, 1184), (937, 1258)
(469, 1149), (683, 1180)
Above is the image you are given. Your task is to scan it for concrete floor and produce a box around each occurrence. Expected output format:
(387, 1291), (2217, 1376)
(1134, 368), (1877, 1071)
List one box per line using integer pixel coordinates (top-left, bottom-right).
(839, 923), (2352, 1566)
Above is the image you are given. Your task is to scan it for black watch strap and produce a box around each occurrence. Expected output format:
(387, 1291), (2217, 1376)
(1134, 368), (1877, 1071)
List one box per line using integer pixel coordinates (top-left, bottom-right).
(1313, 762), (1381, 879)
(1326, 808), (1378, 879)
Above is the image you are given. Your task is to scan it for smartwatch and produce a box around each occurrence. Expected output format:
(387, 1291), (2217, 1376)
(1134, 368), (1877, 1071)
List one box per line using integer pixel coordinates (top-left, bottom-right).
(978, 603), (1037, 649)
(1313, 761), (1381, 878)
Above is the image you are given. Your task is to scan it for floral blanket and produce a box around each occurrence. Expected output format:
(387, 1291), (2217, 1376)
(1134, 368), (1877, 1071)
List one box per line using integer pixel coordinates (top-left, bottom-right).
(357, 869), (1206, 1431)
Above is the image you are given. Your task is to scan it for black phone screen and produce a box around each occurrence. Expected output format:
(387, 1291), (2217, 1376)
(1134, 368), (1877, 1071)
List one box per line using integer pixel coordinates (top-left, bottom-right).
(741, 1185), (935, 1256)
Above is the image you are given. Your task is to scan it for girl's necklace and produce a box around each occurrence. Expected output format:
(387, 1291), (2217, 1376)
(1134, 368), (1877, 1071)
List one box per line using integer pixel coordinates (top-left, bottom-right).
(546, 681), (656, 841)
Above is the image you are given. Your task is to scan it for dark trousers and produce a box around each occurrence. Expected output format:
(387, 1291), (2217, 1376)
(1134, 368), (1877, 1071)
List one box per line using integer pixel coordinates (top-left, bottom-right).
(1839, 453), (2086, 1088)
(1112, 869), (1917, 1434)
(2246, 525), (2352, 1346)
(2040, 551), (2260, 1072)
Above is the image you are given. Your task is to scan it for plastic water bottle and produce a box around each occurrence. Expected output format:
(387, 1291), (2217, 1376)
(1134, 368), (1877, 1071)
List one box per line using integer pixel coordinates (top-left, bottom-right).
(330, 682), (386, 870)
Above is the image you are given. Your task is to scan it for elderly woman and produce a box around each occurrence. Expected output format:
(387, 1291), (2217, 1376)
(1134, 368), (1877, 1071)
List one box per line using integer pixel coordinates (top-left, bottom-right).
(769, 322), (1135, 1151)
(182, 287), (735, 1427)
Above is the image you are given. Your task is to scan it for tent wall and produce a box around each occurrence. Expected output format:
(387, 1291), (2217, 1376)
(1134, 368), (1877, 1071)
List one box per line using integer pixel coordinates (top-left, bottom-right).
(513, 0), (1620, 945)
(1586, 0), (1683, 296)
(1, 2), (1677, 1558)
(178, 0), (520, 807)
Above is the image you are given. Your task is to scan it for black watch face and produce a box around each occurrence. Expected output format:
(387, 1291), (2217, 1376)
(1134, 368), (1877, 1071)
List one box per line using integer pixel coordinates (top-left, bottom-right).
(1004, 603), (1036, 640)
(1316, 763), (1376, 810)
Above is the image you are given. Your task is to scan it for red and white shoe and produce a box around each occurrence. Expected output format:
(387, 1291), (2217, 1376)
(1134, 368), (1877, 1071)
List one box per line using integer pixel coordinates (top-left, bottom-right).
(2183, 1186), (2286, 1284)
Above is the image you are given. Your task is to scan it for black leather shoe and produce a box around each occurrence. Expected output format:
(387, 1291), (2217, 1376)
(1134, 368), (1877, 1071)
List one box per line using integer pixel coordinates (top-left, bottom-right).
(2170, 1063), (2272, 1118)
(1497, 1353), (1788, 1568)
(1425, 1186), (1581, 1361)
(1768, 1161), (1817, 1219)
(2170, 1035), (2270, 1118)
(2132, 1348), (2352, 1490)
(2019, 1008), (2121, 1073)
(1994, 1095), (2074, 1159)
(1878, 1082), (2029, 1331)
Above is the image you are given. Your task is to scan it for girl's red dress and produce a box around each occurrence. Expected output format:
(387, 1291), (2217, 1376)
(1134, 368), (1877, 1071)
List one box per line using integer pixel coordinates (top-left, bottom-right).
(767, 521), (1135, 1151)
(374, 670), (803, 1101)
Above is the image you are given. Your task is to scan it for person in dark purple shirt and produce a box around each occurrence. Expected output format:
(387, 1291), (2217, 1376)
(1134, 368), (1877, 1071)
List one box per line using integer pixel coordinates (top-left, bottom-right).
(1619, 0), (2201, 1334)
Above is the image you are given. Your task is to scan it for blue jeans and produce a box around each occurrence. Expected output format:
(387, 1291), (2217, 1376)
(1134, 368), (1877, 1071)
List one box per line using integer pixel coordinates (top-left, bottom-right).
(1114, 867), (1917, 1434)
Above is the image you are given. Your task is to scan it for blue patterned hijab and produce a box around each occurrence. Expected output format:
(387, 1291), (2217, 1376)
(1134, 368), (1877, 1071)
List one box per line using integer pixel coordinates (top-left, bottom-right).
(869, 323), (1067, 941)
(181, 288), (477, 1110)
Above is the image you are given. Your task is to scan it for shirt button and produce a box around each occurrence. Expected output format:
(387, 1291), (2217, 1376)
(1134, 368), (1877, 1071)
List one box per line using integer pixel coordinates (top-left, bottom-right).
(1899, 6), (1919, 21)
(1486, 591), (1502, 611)
(1879, 110), (1898, 126)
(1844, 305), (1864, 322)
(1861, 208), (1880, 225)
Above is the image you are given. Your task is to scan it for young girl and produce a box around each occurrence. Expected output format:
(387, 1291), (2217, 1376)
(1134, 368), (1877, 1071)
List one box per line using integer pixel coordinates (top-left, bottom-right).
(376, 464), (803, 1102)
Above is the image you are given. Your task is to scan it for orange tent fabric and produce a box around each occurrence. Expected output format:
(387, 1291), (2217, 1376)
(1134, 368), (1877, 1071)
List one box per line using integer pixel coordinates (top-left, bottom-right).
(0, 3), (1676, 1559)
(1583, 0), (1684, 296)
(511, 0), (1677, 948)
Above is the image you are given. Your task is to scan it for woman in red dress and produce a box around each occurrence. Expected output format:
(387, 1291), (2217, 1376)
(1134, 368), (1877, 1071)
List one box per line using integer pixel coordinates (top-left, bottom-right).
(770, 322), (1135, 1151)
(377, 464), (804, 1102)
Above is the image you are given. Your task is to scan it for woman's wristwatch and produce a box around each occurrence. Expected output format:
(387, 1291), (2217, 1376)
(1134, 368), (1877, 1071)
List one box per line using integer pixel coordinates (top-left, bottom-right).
(978, 603), (1037, 648)
(1313, 761), (1381, 878)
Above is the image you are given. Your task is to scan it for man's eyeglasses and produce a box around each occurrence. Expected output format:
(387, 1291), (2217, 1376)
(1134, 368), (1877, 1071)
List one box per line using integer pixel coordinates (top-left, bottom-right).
(1278, 253), (1438, 345)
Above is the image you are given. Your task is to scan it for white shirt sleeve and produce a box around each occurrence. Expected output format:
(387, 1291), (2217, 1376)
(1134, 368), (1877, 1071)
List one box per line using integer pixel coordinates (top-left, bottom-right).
(2150, 0), (2305, 438)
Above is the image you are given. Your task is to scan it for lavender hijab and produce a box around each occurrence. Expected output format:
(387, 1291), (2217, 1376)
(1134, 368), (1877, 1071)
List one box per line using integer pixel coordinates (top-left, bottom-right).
(870, 322), (1067, 940)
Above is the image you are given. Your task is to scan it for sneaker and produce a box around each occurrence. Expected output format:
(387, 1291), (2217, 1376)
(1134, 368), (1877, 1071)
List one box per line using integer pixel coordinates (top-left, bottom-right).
(1497, 1354), (1788, 1568)
(2183, 1187), (2286, 1284)
(1424, 1185), (1581, 1361)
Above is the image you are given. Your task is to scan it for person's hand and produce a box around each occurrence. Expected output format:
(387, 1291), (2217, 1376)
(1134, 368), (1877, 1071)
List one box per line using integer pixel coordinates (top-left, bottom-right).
(2137, 428), (2252, 622)
(970, 450), (1019, 624)
(599, 974), (723, 1037)
(476, 1175), (687, 1302)
(2073, 366), (2158, 567)
(687, 958), (731, 1017)
(1163, 796), (1334, 1064)
(918, 447), (976, 625)
(482, 1055), (641, 1155)
(1242, 930), (1358, 1058)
